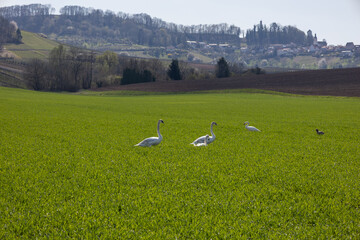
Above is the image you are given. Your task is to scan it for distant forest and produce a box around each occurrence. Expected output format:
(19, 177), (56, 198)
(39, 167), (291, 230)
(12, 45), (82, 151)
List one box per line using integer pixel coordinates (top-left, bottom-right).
(0, 4), (311, 48)
(246, 21), (310, 47)
(0, 4), (241, 47)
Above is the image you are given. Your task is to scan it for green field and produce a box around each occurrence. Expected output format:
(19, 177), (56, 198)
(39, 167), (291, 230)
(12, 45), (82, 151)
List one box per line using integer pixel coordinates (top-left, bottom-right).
(5, 31), (60, 59)
(1, 87), (359, 238)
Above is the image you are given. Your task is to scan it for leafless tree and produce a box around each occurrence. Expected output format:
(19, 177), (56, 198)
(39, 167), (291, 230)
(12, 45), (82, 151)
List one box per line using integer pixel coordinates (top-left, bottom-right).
(25, 58), (48, 90)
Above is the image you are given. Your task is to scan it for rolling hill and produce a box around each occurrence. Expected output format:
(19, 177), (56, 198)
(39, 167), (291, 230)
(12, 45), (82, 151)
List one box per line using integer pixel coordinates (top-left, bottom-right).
(0, 31), (62, 87)
(1, 30), (360, 98)
(3, 31), (60, 60)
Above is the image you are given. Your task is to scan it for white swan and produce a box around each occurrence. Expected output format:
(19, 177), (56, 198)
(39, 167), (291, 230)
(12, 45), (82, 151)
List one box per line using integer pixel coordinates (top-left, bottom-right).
(191, 121), (217, 145)
(194, 135), (209, 147)
(244, 121), (261, 132)
(135, 119), (164, 147)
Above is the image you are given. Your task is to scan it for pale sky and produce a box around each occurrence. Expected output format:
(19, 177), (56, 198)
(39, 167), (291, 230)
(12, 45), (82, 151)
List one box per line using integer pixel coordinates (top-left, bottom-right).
(1, 0), (359, 45)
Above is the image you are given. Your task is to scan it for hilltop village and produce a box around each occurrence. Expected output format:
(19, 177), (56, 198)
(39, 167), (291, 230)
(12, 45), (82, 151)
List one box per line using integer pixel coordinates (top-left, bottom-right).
(184, 33), (359, 65)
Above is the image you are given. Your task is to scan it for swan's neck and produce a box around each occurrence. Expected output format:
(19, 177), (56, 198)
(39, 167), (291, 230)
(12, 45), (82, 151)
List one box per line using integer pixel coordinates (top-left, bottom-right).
(210, 124), (215, 138)
(157, 121), (162, 139)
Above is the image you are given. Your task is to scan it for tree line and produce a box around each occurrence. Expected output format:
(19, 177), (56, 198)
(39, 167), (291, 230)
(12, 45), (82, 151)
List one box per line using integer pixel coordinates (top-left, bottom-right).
(0, 4), (241, 35)
(1, 5), (314, 49)
(26, 45), (94, 91)
(26, 45), (167, 91)
(246, 21), (309, 47)
(0, 4), (54, 17)
(25, 44), (249, 91)
(24, 45), (191, 91)
(0, 4), (242, 47)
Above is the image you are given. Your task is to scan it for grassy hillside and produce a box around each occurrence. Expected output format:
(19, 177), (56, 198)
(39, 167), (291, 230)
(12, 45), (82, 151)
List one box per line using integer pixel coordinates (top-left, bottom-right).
(5, 31), (60, 59)
(1, 87), (360, 238)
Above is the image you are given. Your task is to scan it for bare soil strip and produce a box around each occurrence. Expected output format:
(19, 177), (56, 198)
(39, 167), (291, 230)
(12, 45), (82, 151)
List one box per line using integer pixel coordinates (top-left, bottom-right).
(99, 68), (360, 97)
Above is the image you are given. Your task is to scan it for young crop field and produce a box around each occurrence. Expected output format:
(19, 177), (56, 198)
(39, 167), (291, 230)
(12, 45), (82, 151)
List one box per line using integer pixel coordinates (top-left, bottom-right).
(0, 87), (359, 238)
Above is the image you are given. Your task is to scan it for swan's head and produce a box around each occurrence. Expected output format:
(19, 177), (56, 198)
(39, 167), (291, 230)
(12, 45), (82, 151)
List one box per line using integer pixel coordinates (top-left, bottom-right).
(244, 121), (249, 125)
(211, 122), (217, 126)
(159, 119), (164, 124)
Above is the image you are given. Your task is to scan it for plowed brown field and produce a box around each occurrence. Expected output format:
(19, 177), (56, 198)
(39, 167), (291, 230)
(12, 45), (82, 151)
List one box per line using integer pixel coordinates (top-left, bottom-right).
(99, 68), (360, 97)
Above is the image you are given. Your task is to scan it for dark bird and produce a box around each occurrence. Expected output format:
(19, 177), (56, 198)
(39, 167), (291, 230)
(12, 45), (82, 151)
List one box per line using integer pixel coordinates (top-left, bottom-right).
(316, 129), (324, 135)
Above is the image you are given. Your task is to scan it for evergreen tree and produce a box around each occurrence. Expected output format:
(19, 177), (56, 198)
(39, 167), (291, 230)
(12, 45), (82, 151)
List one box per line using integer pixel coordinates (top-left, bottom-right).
(15, 28), (22, 43)
(216, 57), (230, 78)
(167, 59), (182, 80)
(246, 21), (306, 46)
(121, 68), (155, 85)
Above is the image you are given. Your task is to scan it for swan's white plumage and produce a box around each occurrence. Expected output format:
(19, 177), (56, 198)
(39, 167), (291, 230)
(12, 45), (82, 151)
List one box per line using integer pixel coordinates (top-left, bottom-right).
(194, 135), (209, 147)
(135, 119), (164, 147)
(244, 121), (261, 132)
(191, 122), (217, 145)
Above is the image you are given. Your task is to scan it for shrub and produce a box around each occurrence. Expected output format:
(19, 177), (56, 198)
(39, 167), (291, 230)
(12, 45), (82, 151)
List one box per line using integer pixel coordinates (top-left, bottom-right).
(121, 68), (155, 85)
